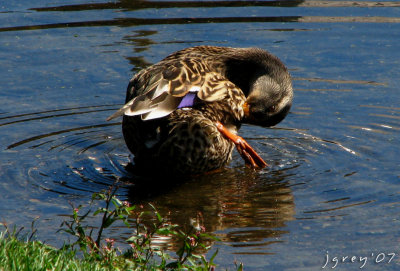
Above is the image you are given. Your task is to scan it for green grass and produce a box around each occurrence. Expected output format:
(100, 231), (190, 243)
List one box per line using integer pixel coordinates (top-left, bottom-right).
(0, 228), (220, 271)
(0, 233), (112, 271)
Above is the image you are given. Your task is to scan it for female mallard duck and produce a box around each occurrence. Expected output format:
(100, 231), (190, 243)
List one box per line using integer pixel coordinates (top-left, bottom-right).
(108, 46), (293, 176)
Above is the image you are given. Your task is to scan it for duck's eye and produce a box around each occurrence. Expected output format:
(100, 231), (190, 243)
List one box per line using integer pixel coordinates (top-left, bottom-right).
(267, 105), (277, 113)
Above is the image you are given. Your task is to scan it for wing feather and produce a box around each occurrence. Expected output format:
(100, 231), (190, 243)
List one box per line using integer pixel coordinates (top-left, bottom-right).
(141, 93), (181, 120)
(197, 72), (230, 102)
(107, 56), (243, 121)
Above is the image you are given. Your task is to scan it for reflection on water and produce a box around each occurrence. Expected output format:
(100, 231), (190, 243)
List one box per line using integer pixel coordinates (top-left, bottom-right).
(4, 15), (400, 33)
(3, 0), (400, 33)
(27, 0), (400, 12)
(1, 0), (400, 269)
(125, 169), (295, 253)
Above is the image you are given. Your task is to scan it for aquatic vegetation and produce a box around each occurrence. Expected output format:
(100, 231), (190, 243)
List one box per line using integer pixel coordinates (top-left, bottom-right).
(0, 184), (243, 271)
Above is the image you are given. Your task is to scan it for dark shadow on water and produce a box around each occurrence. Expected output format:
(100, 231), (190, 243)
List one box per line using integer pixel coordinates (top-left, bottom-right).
(4, 0), (400, 33)
(120, 162), (194, 200)
(30, 0), (306, 12)
(0, 16), (302, 32)
(3, 16), (400, 33)
(28, 0), (400, 13)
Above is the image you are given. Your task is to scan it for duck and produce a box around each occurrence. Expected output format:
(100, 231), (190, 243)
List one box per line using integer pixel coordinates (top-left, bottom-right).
(107, 45), (293, 176)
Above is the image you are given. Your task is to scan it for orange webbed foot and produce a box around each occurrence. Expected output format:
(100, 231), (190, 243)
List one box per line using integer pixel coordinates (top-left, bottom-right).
(215, 121), (267, 169)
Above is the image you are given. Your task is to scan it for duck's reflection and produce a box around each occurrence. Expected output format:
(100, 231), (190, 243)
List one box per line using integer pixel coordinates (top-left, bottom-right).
(125, 167), (294, 252)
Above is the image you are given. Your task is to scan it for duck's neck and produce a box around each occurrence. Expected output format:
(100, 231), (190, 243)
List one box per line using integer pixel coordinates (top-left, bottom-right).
(222, 49), (290, 97)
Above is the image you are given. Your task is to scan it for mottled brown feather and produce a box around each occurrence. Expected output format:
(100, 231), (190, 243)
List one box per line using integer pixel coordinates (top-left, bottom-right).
(108, 45), (293, 176)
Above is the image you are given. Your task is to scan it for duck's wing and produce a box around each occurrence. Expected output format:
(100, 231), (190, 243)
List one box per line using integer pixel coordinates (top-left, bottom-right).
(107, 57), (240, 121)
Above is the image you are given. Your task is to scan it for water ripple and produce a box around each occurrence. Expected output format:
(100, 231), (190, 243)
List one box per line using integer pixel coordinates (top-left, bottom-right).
(2, 15), (400, 33)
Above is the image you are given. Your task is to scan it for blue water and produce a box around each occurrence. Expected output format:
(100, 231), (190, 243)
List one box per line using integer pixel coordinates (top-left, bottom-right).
(1, 1), (400, 270)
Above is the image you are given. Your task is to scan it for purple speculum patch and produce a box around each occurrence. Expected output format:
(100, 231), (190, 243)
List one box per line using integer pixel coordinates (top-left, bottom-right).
(177, 92), (198, 109)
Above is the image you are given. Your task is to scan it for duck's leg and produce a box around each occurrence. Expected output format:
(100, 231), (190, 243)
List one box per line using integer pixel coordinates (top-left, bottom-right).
(215, 121), (267, 169)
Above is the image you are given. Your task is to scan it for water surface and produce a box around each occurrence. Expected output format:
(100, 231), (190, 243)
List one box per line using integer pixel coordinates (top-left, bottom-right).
(1, 1), (400, 270)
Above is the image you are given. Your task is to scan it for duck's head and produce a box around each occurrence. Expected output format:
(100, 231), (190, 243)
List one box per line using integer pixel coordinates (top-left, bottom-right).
(243, 72), (293, 127)
(224, 48), (293, 127)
